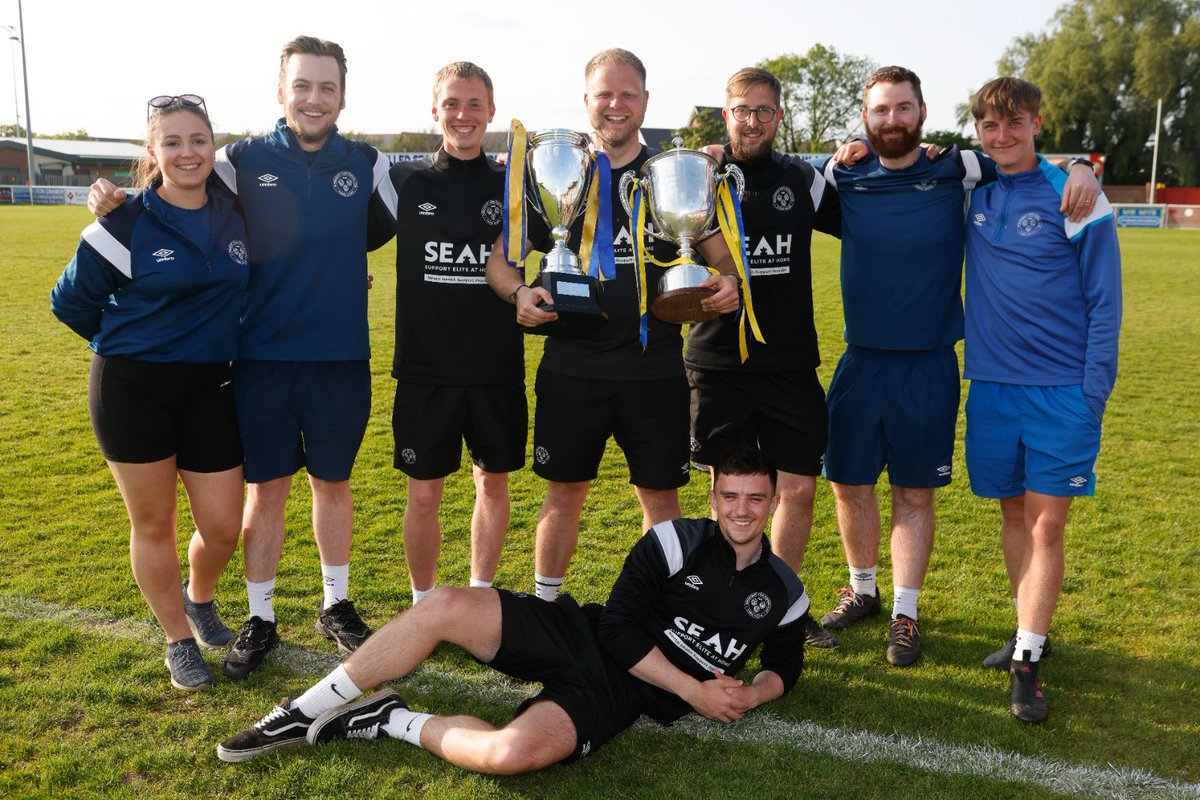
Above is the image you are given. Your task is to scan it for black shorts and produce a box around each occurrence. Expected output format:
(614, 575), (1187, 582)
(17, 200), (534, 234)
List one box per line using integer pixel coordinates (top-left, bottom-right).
(87, 354), (243, 472)
(486, 589), (646, 763)
(687, 367), (828, 475)
(392, 382), (527, 479)
(532, 367), (690, 489)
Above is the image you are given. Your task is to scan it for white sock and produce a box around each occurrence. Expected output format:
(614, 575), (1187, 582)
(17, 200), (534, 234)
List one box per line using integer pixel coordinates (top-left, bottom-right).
(322, 562), (350, 609)
(292, 665), (362, 719)
(849, 565), (877, 597)
(1014, 628), (1047, 662)
(534, 573), (563, 602)
(382, 707), (432, 747)
(412, 585), (434, 604)
(892, 585), (920, 621)
(247, 579), (276, 622)
(469, 578), (493, 588)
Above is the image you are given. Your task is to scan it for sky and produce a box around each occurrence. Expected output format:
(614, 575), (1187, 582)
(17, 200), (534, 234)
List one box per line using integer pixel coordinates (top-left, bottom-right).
(2, 0), (1069, 143)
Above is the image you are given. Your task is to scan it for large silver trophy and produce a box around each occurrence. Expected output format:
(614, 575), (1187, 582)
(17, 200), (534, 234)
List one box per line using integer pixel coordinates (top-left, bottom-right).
(620, 137), (744, 325)
(524, 129), (606, 338)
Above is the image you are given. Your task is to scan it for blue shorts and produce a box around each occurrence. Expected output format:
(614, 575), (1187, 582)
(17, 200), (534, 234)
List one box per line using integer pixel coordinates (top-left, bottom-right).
(824, 346), (960, 488)
(233, 360), (371, 483)
(966, 381), (1101, 498)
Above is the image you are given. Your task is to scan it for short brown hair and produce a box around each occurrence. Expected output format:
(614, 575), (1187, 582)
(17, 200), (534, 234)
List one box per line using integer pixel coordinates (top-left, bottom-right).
(584, 48), (646, 85)
(864, 65), (923, 107)
(433, 61), (494, 104)
(971, 77), (1042, 120)
(726, 67), (781, 107)
(280, 36), (348, 92)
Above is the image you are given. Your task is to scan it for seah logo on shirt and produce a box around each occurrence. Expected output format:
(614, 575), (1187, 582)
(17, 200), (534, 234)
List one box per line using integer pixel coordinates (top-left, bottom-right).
(332, 170), (359, 198)
(418, 202), (437, 216)
(152, 248), (175, 263)
(257, 173), (278, 187)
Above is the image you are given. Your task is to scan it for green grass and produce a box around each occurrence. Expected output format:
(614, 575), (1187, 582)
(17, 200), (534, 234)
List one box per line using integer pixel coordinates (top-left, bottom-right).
(1, 206), (1197, 798)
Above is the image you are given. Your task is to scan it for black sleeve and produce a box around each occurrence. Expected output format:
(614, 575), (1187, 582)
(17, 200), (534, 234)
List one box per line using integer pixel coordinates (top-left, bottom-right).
(597, 532), (670, 671)
(366, 188), (396, 252)
(758, 613), (805, 693)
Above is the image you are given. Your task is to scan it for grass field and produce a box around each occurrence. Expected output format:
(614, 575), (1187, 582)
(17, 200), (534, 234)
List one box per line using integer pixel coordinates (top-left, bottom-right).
(1, 206), (1197, 799)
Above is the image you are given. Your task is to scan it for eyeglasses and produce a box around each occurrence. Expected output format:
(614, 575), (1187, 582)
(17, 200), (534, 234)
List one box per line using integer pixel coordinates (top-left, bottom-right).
(147, 94), (206, 120)
(729, 105), (778, 123)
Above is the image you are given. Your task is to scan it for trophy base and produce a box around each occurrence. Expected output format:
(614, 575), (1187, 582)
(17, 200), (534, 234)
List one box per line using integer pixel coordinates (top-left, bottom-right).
(652, 286), (719, 325)
(527, 271), (608, 339)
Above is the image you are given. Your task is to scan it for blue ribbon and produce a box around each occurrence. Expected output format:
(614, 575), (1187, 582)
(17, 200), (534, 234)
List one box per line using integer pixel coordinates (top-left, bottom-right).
(630, 183), (649, 348)
(587, 153), (616, 280)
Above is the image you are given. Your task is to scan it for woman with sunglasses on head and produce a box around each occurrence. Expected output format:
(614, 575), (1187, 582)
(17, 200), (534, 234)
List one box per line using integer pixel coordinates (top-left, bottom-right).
(52, 95), (250, 691)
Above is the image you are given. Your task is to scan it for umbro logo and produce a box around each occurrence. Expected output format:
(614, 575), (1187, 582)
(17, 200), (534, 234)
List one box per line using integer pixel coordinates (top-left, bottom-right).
(937, 465), (952, 477)
(418, 202), (437, 216)
(1069, 475), (1088, 488)
(153, 248), (175, 262)
(684, 575), (704, 591)
(257, 173), (279, 187)
(974, 213), (987, 227)
(853, 184), (868, 191)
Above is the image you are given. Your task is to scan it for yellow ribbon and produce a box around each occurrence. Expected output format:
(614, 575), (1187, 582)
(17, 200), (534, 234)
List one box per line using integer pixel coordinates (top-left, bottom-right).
(629, 177), (651, 337)
(578, 166), (601, 278)
(715, 177), (764, 362)
(504, 119), (529, 267)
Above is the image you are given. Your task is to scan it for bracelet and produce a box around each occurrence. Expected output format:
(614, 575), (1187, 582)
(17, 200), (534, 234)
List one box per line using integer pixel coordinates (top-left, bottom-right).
(1068, 157), (1095, 173)
(508, 284), (528, 304)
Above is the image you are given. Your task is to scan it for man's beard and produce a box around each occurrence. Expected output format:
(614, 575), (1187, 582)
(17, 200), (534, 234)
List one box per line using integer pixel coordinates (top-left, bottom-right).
(865, 120), (923, 159)
(730, 129), (774, 162)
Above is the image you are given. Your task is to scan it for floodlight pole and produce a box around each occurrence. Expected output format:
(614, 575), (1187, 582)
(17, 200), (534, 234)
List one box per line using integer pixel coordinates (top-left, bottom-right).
(2, 27), (17, 129)
(1148, 97), (1163, 205)
(16, 0), (32, 202)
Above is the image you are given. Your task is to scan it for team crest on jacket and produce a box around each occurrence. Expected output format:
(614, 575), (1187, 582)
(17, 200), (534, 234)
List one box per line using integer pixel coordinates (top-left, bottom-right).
(1017, 212), (1043, 237)
(332, 170), (359, 197)
(228, 240), (249, 265)
(481, 199), (503, 226)
(744, 592), (771, 619)
(772, 186), (795, 211)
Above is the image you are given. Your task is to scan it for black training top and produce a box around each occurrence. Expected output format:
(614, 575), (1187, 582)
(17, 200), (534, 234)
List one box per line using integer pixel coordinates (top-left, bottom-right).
(685, 146), (841, 372)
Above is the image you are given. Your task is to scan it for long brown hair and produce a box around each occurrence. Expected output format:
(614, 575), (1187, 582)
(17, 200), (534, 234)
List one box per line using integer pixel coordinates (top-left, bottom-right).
(132, 103), (215, 190)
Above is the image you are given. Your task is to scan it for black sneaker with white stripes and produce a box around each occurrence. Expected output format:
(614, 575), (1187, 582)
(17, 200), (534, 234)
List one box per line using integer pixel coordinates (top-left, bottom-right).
(307, 688), (408, 746)
(217, 699), (313, 762)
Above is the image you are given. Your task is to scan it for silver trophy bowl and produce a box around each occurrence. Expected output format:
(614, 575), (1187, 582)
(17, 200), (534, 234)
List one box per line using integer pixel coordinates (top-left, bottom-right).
(620, 137), (744, 324)
(527, 129), (594, 274)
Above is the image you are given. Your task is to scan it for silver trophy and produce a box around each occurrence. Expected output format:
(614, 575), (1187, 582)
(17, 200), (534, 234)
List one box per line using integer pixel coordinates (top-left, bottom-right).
(523, 129), (606, 337)
(620, 137), (744, 324)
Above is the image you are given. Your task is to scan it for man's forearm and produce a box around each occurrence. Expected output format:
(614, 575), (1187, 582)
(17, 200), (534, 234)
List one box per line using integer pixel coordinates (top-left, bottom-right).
(485, 236), (525, 301)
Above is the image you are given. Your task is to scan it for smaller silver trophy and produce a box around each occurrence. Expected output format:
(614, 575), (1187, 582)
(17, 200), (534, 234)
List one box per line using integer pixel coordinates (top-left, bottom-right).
(621, 137), (744, 324)
(524, 129), (606, 337)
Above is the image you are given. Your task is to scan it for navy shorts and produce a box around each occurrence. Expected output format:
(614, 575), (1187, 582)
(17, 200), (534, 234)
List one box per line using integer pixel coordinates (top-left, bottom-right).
(392, 382), (527, 479)
(532, 367), (690, 489)
(825, 346), (960, 488)
(233, 360), (370, 483)
(486, 589), (647, 763)
(966, 381), (1102, 498)
(88, 354), (243, 472)
(688, 367), (827, 476)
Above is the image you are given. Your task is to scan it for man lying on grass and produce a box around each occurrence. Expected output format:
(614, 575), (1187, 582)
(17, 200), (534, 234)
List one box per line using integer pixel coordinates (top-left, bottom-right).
(218, 446), (810, 773)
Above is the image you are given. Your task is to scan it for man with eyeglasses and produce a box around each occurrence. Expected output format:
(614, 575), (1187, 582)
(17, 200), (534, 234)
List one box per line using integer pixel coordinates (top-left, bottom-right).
(89, 35), (391, 678)
(686, 67), (842, 650)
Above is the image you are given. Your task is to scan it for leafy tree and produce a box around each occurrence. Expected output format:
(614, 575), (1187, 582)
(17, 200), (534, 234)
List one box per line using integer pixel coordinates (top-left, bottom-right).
(43, 128), (92, 140)
(674, 108), (727, 150)
(758, 44), (875, 153)
(996, 0), (1199, 184)
(923, 129), (975, 149)
(0, 123), (28, 137)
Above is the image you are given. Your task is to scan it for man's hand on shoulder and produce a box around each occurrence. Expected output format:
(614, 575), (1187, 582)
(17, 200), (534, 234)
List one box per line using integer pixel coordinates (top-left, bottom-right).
(88, 177), (125, 217)
(1060, 161), (1100, 223)
(833, 139), (869, 166)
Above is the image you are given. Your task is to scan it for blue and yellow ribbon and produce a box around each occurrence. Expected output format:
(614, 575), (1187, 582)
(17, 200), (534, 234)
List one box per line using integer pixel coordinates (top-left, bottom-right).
(627, 176), (652, 348)
(579, 152), (616, 281)
(715, 175), (764, 361)
(503, 119), (529, 268)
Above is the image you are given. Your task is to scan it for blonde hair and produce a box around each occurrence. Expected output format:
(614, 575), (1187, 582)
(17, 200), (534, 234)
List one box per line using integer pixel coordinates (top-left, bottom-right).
(433, 61), (494, 103)
(584, 48), (646, 85)
(726, 67), (781, 106)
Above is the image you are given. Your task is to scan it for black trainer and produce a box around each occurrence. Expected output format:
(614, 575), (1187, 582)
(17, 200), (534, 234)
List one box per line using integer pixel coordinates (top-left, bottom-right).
(1010, 656), (1049, 723)
(182, 579), (235, 648)
(983, 629), (1053, 669)
(223, 616), (279, 680)
(307, 688), (408, 746)
(886, 614), (922, 666)
(316, 599), (372, 654)
(217, 699), (313, 762)
(802, 612), (840, 649)
(819, 587), (881, 631)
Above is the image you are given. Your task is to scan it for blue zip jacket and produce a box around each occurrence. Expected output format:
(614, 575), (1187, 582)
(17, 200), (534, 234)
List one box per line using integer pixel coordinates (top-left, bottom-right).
(212, 119), (392, 361)
(964, 155), (1122, 420)
(50, 184), (249, 362)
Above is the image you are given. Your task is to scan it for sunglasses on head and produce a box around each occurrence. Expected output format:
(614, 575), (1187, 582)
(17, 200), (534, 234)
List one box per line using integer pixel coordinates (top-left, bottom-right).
(147, 94), (206, 120)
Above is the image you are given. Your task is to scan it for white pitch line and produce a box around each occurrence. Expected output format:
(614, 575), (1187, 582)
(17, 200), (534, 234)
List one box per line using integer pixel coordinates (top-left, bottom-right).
(3, 594), (1197, 800)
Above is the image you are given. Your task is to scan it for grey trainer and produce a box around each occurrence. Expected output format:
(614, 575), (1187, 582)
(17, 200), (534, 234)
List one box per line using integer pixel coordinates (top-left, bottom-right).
(165, 638), (214, 691)
(182, 579), (235, 647)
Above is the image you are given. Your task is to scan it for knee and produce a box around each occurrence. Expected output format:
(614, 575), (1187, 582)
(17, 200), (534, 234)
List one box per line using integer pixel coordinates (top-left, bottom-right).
(406, 481), (443, 515)
(892, 486), (934, 513)
(478, 732), (554, 776)
(196, 516), (241, 547)
(247, 478), (290, 512)
(309, 476), (350, 501)
(544, 481), (589, 514)
(473, 471), (509, 501)
(778, 479), (816, 508)
(420, 586), (474, 621)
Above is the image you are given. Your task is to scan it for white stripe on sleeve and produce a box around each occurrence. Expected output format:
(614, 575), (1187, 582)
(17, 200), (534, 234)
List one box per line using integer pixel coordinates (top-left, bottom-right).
(373, 152), (398, 221)
(1065, 194), (1114, 240)
(960, 150), (983, 192)
(808, 167), (828, 210)
(650, 521), (684, 577)
(81, 220), (132, 278)
(213, 146), (237, 195)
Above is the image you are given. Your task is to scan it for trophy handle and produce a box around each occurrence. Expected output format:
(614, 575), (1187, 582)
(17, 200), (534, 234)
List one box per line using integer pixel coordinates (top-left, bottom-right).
(618, 170), (636, 219)
(724, 163), (746, 199)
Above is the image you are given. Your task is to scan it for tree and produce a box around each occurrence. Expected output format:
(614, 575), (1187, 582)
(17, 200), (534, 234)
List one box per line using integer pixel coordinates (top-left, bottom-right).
(996, 0), (1200, 184)
(758, 44), (875, 153)
(674, 108), (727, 150)
(0, 123), (28, 137)
(43, 128), (93, 140)
(923, 130), (975, 149)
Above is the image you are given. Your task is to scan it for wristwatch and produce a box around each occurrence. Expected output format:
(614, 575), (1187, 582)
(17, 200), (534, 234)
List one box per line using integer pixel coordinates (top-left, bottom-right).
(1068, 157), (1095, 173)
